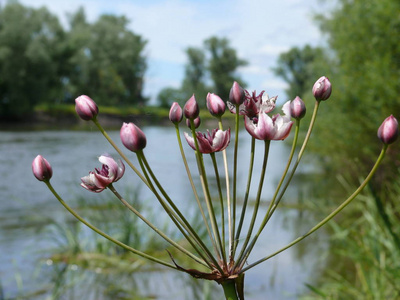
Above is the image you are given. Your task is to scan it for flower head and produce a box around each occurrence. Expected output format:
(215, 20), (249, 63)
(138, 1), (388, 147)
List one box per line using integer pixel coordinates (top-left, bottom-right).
(120, 122), (147, 152)
(377, 115), (399, 144)
(206, 93), (225, 117)
(290, 96), (306, 119)
(169, 102), (183, 124)
(184, 94), (199, 119)
(75, 95), (99, 121)
(244, 101), (293, 141)
(228, 90), (277, 118)
(184, 128), (231, 154)
(81, 154), (125, 193)
(32, 155), (53, 181)
(312, 76), (332, 101)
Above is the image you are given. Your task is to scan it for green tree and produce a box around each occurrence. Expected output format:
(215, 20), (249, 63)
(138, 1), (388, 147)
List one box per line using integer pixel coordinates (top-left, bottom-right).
(273, 45), (326, 99)
(157, 36), (247, 107)
(181, 47), (209, 103)
(0, 2), (65, 117)
(204, 37), (248, 100)
(67, 10), (147, 106)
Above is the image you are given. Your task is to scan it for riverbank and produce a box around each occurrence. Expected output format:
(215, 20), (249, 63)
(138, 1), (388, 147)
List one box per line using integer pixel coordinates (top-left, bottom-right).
(0, 104), (236, 131)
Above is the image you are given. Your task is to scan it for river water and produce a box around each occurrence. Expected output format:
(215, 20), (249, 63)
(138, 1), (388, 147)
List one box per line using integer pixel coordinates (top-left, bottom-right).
(0, 126), (327, 299)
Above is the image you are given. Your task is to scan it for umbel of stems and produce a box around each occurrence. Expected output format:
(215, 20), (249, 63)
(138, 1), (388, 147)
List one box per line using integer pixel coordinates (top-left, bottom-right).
(32, 78), (399, 300)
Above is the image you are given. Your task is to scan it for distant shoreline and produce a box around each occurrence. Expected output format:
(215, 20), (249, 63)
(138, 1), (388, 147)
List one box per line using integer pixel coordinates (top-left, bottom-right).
(0, 106), (233, 131)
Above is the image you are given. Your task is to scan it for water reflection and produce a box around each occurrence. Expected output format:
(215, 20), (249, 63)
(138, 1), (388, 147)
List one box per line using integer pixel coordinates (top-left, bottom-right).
(0, 128), (327, 299)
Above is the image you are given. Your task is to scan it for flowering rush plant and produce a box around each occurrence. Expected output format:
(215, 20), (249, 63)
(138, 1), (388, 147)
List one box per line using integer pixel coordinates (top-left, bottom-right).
(33, 77), (398, 299)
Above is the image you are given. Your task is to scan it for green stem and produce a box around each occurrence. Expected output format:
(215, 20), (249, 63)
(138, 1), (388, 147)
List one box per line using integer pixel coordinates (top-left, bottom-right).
(189, 120), (224, 266)
(235, 140), (270, 268)
(240, 145), (388, 273)
(136, 153), (220, 271)
(230, 105), (241, 257)
(239, 120), (300, 265)
(108, 184), (209, 268)
(174, 124), (214, 248)
(218, 118), (232, 262)
(258, 102), (320, 236)
(45, 181), (177, 270)
(234, 137), (255, 255)
(210, 152), (226, 259)
(222, 280), (239, 300)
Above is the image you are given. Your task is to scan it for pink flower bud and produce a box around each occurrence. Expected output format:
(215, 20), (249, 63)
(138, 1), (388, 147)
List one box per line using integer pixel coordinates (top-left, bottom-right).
(206, 93), (225, 117)
(377, 115), (399, 144)
(312, 76), (332, 101)
(186, 116), (201, 129)
(183, 95), (199, 119)
(32, 155), (53, 181)
(169, 102), (183, 124)
(229, 81), (245, 105)
(120, 122), (147, 152)
(290, 96), (306, 119)
(75, 95), (99, 121)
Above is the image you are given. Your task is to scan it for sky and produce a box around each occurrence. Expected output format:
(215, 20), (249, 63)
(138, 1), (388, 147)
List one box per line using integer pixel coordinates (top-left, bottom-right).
(19, 0), (331, 105)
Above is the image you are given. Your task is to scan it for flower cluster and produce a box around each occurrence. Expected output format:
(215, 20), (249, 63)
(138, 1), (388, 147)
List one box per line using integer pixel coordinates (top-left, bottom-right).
(32, 75), (399, 300)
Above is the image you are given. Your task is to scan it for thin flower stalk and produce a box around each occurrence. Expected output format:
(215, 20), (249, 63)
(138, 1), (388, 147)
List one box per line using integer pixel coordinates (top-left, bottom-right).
(108, 184), (209, 268)
(217, 117), (232, 261)
(237, 120), (301, 268)
(136, 151), (222, 271)
(238, 103), (317, 267)
(266, 100), (321, 221)
(189, 119), (226, 266)
(240, 145), (388, 273)
(230, 103), (241, 258)
(210, 152), (226, 254)
(44, 181), (177, 270)
(174, 124), (216, 251)
(233, 136), (255, 255)
(234, 140), (271, 268)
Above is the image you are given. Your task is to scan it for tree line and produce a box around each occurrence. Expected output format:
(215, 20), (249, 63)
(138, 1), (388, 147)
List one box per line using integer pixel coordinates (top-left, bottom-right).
(0, 2), (147, 118)
(0, 2), (247, 118)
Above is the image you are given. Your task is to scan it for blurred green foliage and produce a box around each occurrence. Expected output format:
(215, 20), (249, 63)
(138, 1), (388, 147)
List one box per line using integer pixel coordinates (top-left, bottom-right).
(157, 37), (247, 108)
(0, 2), (147, 118)
(274, 0), (400, 189)
(301, 182), (400, 300)
(275, 1), (400, 297)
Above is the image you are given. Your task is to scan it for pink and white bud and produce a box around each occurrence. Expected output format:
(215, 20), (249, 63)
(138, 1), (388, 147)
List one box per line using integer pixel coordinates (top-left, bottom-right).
(290, 96), (306, 119)
(120, 122), (147, 152)
(75, 95), (99, 121)
(184, 128), (231, 154)
(32, 155), (53, 181)
(206, 93), (225, 117)
(377, 115), (399, 144)
(229, 81), (245, 106)
(183, 95), (199, 119)
(312, 76), (332, 101)
(186, 116), (201, 129)
(169, 102), (183, 124)
(81, 154), (125, 193)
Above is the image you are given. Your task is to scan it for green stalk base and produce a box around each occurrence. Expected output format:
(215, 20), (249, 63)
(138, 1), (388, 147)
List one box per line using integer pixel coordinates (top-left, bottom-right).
(222, 280), (239, 300)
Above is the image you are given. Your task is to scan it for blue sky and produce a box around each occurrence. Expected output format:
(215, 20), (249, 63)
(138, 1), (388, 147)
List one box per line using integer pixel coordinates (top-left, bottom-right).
(20, 0), (331, 105)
